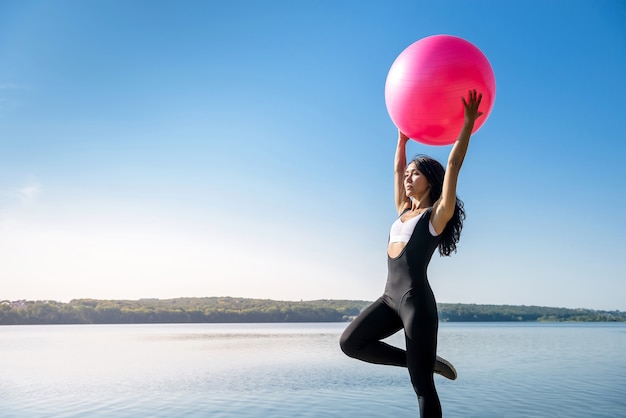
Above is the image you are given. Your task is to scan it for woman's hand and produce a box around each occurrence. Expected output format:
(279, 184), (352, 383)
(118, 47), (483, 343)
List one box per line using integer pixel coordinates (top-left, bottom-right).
(462, 89), (483, 125)
(398, 130), (410, 143)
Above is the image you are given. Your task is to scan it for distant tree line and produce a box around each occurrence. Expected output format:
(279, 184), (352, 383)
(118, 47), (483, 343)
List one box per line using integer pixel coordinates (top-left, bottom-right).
(1, 298), (624, 325)
(0, 298), (367, 325)
(436, 303), (626, 322)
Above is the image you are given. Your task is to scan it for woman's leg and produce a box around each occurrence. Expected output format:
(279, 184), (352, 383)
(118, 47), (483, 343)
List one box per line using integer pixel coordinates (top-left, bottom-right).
(400, 291), (442, 418)
(339, 298), (406, 366)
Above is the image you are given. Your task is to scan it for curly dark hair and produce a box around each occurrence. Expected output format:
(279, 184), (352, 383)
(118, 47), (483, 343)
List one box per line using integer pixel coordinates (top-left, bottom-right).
(410, 155), (466, 256)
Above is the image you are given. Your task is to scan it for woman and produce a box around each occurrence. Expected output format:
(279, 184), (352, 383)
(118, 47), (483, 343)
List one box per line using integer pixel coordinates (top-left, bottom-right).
(340, 90), (483, 417)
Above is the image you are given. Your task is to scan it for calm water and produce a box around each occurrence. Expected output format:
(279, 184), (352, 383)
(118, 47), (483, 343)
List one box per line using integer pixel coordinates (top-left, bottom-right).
(1, 322), (625, 417)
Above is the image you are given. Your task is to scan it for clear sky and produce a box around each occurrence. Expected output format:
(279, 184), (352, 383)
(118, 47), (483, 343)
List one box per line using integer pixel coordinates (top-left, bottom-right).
(1, 0), (624, 310)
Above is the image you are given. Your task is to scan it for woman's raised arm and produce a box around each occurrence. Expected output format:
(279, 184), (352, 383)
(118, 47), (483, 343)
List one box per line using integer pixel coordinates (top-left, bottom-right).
(394, 131), (412, 215)
(431, 90), (483, 234)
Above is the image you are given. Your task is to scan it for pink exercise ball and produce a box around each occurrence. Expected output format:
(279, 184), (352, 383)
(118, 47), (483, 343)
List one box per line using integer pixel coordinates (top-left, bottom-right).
(385, 35), (496, 146)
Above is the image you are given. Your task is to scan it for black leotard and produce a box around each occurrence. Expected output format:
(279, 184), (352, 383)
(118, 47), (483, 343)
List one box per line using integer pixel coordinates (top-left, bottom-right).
(340, 207), (442, 417)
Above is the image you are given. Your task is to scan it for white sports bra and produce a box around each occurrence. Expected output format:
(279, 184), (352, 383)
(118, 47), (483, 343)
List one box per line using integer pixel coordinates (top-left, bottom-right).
(389, 210), (439, 243)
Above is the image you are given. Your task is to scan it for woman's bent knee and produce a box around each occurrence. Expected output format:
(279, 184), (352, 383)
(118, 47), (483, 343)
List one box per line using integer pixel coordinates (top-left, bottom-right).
(339, 330), (359, 358)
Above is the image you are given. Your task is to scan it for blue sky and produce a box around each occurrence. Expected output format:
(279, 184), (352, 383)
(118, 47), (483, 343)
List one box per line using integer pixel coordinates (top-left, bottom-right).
(1, 0), (624, 310)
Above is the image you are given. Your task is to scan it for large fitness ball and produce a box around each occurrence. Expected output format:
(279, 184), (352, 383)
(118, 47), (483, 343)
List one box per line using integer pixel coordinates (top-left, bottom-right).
(385, 35), (496, 146)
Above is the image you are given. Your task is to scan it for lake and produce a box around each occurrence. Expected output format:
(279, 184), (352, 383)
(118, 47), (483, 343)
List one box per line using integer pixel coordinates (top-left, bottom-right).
(1, 322), (625, 417)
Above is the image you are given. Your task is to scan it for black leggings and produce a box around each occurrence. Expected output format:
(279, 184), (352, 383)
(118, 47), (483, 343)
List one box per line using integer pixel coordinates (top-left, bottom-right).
(341, 208), (443, 417)
(340, 292), (441, 417)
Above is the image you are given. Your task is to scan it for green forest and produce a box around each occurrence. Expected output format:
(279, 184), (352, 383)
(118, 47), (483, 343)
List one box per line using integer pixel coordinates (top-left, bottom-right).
(1, 297), (624, 325)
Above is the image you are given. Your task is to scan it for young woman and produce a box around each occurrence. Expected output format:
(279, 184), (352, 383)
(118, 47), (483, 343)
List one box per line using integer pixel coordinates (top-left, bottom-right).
(340, 90), (483, 417)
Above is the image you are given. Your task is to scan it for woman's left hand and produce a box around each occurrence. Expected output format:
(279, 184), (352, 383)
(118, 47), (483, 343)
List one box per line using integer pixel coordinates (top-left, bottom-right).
(462, 89), (483, 124)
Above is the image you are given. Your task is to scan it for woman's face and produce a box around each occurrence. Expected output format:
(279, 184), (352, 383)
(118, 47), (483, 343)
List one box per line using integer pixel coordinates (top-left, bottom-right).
(404, 162), (431, 200)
